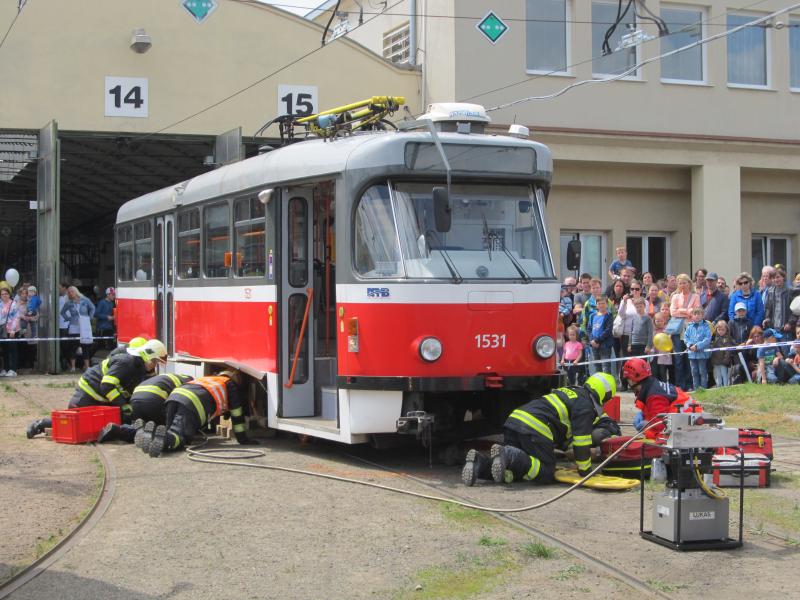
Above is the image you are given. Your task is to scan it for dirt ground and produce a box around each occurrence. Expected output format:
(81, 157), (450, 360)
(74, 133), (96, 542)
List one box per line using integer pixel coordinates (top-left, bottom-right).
(1, 376), (799, 599)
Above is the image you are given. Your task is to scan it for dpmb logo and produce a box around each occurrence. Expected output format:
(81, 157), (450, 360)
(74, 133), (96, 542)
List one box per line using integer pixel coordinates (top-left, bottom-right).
(182, 0), (218, 24)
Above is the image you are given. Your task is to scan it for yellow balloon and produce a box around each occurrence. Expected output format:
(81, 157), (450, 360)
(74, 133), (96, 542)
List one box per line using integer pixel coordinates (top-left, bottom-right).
(653, 332), (673, 353)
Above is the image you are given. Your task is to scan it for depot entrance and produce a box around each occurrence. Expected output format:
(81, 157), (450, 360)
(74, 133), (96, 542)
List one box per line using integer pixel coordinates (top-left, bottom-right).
(0, 124), (267, 372)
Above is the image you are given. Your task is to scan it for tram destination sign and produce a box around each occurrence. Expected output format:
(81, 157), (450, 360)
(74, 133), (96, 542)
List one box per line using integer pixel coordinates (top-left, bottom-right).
(476, 11), (508, 45)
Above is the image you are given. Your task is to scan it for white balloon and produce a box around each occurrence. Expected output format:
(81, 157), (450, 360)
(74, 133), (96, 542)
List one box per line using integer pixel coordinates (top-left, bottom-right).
(4, 268), (19, 287)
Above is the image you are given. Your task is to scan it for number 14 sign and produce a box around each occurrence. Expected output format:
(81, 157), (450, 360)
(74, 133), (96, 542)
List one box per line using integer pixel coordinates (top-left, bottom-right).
(105, 76), (149, 118)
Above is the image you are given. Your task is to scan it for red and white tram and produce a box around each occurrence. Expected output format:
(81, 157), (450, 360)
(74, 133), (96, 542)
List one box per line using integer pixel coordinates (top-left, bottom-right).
(115, 102), (562, 444)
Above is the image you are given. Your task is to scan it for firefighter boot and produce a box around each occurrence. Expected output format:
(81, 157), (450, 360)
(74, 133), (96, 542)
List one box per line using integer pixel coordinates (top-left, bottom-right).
(148, 425), (168, 457)
(26, 418), (48, 439)
(135, 421), (156, 453)
(491, 444), (532, 484)
(461, 449), (492, 486)
(97, 423), (121, 443)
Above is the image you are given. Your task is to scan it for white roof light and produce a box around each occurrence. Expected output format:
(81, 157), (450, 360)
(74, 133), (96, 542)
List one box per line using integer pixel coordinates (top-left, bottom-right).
(418, 103), (491, 124)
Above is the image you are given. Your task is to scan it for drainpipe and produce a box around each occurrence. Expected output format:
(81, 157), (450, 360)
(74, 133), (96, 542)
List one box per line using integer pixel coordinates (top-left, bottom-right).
(408, 0), (416, 66)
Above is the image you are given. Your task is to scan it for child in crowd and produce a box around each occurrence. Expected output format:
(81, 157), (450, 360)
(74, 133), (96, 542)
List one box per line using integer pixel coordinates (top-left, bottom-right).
(628, 297), (653, 358)
(561, 325), (584, 385)
(652, 312), (674, 383)
(710, 320), (734, 387)
(729, 302), (753, 344)
(684, 306), (712, 390)
(757, 328), (784, 385)
(559, 285), (574, 327)
(608, 246), (633, 281)
(589, 296), (614, 377)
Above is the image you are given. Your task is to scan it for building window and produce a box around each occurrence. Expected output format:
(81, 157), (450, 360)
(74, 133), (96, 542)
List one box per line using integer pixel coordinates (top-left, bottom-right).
(727, 13), (768, 87)
(383, 22), (410, 64)
(177, 209), (200, 280)
(133, 221), (152, 281)
(592, 1), (637, 76)
(752, 235), (792, 277)
(560, 231), (607, 283)
(204, 202), (231, 279)
(791, 19), (800, 89)
(660, 6), (704, 82)
(526, 0), (568, 73)
(626, 233), (670, 281)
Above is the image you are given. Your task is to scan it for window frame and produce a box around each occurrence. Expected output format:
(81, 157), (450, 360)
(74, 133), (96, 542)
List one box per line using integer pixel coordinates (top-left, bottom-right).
(659, 4), (706, 85)
(117, 224), (134, 282)
(626, 231), (671, 281)
(726, 11), (772, 90)
(133, 220), (153, 282)
(752, 234), (793, 277)
(177, 207), (201, 281)
(202, 200), (232, 280)
(591, 0), (640, 79)
(233, 195), (268, 280)
(790, 18), (800, 91)
(525, 0), (571, 76)
(382, 22), (411, 64)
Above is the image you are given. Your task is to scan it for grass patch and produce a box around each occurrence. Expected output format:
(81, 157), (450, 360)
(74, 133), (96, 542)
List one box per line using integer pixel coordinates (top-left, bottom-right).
(44, 382), (76, 389)
(647, 579), (688, 593)
(478, 535), (506, 547)
(551, 564), (585, 581)
(772, 472), (800, 489)
(440, 503), (496, 528)
(1, 382), (16, 394)
(521, 541), (557, 559)
(731, 491), (800, 538)
(34, 531), (62, 559)
(694, 384), (800, 437)
(394, 553), (517, 600)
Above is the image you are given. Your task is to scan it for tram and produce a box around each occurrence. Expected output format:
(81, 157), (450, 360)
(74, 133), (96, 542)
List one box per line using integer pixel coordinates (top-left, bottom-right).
(115, 99), (564, 444)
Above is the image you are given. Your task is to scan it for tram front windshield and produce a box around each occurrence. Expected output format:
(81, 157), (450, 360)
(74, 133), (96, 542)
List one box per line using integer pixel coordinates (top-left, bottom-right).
(354, 182), (554, 280)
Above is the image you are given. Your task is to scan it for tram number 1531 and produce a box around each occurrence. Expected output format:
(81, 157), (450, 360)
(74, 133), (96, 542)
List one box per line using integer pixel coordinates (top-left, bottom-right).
(475, 334), (507, 349)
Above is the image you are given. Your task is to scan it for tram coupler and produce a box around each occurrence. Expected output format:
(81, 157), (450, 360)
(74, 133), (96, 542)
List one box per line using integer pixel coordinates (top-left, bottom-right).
(397, 410), (435, 467)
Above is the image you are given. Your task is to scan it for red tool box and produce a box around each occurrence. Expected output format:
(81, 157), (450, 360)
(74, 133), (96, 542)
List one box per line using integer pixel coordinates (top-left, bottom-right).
(599, 435), (663, 478)
(712, 453), (771, 488)
(603, 395), (621, 422)
(51, 406), (121, 444)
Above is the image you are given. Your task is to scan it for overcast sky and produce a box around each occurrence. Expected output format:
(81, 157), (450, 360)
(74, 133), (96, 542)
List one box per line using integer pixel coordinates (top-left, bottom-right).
(259, 0), (322, 17)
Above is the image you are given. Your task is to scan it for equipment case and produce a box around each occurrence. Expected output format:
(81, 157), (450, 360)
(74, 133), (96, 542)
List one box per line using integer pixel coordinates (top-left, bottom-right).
(717, 428), (773, 460)
(712, 453), (771, 488)
(600, 435), (662, 479)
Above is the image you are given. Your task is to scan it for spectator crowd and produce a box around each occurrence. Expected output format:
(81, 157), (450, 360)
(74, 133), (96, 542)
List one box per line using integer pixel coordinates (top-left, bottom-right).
(558, 246), (800, 390)
(0, 277), (117, 376)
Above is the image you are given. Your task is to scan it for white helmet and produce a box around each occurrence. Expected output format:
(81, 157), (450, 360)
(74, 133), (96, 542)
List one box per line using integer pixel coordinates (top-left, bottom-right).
(129, 338), (167, 362)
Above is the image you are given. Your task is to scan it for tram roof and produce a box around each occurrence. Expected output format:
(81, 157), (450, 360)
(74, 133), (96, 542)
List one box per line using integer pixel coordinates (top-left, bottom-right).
(116, 130), (553, 223)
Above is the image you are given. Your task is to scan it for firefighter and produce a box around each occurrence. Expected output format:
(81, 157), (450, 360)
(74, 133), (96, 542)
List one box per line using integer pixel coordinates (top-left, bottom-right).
(96, 372), (193, 443)
(622, 357), (701, 440)
(137, 370), (257, 457)
(26, 339), (167, 438)
(462, 373), (617, 486)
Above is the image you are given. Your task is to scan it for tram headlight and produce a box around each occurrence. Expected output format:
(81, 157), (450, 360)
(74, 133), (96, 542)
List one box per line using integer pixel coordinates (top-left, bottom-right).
(533, 335), (555, 359)
(418, 337), (443, 362)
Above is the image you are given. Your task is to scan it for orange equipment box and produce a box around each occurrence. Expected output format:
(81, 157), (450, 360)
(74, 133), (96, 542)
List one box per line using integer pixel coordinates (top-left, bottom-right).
(604, 395), (621, 422)
(51, 406), (121, 444)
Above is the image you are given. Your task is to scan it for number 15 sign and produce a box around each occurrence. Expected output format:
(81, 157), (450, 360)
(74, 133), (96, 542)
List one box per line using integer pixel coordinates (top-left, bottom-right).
(105, 76), (149, 118)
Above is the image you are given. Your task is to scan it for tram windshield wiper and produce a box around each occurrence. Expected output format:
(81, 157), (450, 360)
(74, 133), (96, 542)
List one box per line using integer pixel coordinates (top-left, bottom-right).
(425, 230), (463, 283)
(481, 212), (530, 282)
(481, 213), (492, 262)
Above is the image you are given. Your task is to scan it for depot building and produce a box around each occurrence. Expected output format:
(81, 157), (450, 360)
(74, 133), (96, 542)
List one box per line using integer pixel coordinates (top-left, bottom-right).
(0, 0), (419, 371)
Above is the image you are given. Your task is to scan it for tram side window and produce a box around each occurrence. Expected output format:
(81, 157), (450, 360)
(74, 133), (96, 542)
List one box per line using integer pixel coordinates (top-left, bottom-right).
(134, 221), (152, 281)
(204, 202), (231, 278)
(354, 184), (403, 278)
(118, 225), (133, 281)
(234, 197), (266, 278)
(178, 209), (200, 279)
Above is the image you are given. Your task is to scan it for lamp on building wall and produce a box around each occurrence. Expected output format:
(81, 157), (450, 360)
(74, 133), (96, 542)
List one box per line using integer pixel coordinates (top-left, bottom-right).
(130, 28), (152, 53)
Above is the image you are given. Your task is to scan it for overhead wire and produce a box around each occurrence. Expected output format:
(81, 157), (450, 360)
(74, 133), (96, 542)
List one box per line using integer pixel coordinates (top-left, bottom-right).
(483, 2), (800, 112)
(0, 1), (24, 52)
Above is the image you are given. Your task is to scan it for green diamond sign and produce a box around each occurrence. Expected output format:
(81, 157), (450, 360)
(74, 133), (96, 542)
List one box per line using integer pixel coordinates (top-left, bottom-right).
(476, 11), (508, 45)
(182, 0), (218, 24)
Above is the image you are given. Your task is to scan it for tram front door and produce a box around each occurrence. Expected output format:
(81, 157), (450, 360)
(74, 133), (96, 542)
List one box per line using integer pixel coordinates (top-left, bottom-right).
(154, 215), (175, 354)
(280, 187), (315, 417)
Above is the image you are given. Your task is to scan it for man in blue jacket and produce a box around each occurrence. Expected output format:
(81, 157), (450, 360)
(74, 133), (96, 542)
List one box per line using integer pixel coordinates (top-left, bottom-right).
(703, 272), (729, 323)
(94, 287), (116, 351)
(728, 272), (765, 327)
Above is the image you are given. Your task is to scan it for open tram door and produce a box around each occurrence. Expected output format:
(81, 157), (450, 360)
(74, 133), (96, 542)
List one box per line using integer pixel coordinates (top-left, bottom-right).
(154, 214), (175, 355)
(279, 182), (337, 422)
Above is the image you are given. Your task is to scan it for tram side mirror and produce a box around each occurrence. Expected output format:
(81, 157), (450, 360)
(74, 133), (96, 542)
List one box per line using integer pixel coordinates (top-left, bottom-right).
(432, 187), (451, 232)
(258, 188), (274, 205)
(566, 240), (581, 272)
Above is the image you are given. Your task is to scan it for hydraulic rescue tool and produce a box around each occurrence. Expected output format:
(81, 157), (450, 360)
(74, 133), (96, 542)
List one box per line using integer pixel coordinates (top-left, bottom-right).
(640, 412), (744, 551)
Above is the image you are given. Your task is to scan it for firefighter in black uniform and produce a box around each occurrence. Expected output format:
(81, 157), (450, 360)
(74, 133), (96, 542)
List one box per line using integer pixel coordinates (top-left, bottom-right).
(462, 373), (617, 486)
(137, 370), (257, 457)
(26, 339), (167, 438)
(97, 372), (193, 443)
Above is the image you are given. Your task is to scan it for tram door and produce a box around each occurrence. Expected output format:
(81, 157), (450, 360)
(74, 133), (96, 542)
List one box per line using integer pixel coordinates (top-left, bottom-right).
(280, 187), (315, 417)
(154, 215), (176, 354)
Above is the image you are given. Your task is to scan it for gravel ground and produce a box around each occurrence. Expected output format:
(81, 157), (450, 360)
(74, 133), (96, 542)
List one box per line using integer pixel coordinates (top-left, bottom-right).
(1, 378), (799, 600)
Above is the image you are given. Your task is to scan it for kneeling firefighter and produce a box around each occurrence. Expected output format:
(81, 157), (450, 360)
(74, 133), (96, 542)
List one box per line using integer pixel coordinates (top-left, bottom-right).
(137, 370), (257, 457)
(622, 358), (702, 440)
(26, 339), (166, 438)
(462, 373), (617, 486)
(97, 372), (193, 443)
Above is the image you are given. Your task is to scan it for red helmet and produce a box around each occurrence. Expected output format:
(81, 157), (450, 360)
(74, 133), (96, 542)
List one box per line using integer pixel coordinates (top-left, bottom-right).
(622, 358), (651, 384)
